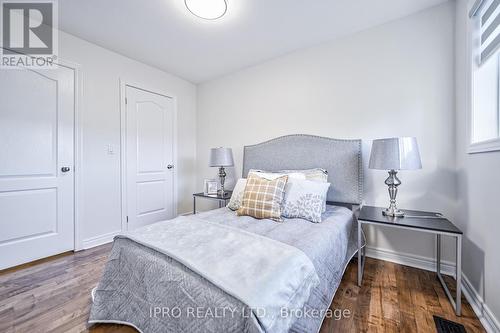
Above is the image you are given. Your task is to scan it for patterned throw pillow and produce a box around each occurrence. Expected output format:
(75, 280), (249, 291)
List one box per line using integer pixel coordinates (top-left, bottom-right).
(237, 173), (288, 221)
(227, 178), (247, 210)
(282, 179), (330, 223)
(281, 168), (329, 212)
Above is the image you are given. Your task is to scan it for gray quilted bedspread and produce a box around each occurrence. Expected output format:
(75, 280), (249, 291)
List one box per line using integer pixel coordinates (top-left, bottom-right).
(88, 205), (360, 333)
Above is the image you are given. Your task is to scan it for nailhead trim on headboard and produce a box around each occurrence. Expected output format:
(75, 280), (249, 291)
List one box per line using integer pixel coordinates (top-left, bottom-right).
(242, 134), (363, 205)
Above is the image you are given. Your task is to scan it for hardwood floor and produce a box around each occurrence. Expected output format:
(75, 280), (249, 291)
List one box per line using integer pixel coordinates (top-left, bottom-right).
(324, 258), (485, 333)
(0, 244), (485, 333)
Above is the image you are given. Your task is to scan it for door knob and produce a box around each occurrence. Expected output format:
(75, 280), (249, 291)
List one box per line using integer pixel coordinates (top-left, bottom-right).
(167, 164), (174, 169)
(61, 167), (71, 172)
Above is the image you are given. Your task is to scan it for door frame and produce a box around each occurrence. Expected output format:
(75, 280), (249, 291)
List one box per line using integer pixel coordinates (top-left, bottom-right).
(119, 79), (178, 232)
(57, 59), (84, 251)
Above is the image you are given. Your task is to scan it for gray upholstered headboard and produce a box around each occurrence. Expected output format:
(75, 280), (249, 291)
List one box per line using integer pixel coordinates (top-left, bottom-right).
(242, 134), (363, 205)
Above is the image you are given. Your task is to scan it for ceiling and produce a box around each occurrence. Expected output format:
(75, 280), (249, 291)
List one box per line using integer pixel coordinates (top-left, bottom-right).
(59, 0), (447, 83)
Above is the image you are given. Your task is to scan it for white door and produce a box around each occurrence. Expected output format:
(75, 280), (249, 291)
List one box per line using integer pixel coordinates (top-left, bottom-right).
(125, 86), (175, 230)
(0, 66), (75, 270)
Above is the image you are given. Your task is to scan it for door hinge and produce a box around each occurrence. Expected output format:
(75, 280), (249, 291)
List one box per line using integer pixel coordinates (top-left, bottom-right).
(125, 97), (128, 104)
(126, 216), (129, 223)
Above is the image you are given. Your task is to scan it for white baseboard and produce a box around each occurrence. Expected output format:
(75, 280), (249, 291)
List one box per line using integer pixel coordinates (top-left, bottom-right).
(461, 274), (500, 333)
(366, 246), (500, 333)
(81, 230), (120, 249)
(365, 246), (456, 276)
(79, 213), (194, 250)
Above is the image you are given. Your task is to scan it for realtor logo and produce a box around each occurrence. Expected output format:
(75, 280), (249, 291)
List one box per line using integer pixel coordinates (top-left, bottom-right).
(1, 0), (58, 68)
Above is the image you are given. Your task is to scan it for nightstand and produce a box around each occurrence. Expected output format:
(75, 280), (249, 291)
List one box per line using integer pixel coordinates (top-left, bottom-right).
(192, 191), (232, 214)
(357, 205), (463, 316)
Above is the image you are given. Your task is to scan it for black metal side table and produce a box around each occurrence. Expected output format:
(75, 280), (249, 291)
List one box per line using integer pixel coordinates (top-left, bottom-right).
(192, 191), (232, 214)
(357, 205), (463, 316)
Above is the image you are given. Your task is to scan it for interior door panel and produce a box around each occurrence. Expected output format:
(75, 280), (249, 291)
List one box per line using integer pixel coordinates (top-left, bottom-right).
(0, 66), (75, 269)
(125, 86), (174, 230)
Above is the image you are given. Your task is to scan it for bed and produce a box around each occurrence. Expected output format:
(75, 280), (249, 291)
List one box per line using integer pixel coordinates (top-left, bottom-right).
(89, 134), (364, 333)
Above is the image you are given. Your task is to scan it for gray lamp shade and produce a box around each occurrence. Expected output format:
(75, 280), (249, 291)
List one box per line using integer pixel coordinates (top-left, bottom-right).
(209, 147), (234, 167)
(369, 137), (422, 170)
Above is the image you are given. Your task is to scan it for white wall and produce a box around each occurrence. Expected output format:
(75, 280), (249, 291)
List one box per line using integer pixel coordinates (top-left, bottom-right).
(197, 3), (457, 261)
(59, 31), (197, 248)
(455, 0), (500, 329)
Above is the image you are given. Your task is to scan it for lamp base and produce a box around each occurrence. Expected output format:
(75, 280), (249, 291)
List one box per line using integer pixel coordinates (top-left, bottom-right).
(218, 166), (227, 197)
(218, 190), (229, 198)
(383, 169), (405, 217)
(382, 207), (405, 217)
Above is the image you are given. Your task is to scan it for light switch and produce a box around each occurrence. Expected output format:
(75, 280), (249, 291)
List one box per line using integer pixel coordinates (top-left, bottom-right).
(107, 144), (115, 155)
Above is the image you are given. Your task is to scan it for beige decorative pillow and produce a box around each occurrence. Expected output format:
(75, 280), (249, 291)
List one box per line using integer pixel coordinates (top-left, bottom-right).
(237, 173), (288, 221)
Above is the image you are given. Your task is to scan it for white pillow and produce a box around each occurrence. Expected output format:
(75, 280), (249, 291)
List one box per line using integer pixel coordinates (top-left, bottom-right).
(227, 178), (247, 211)
(281, 179), (330, 223)
(248, 169), (306, 180)
(281, 168), (328, 183)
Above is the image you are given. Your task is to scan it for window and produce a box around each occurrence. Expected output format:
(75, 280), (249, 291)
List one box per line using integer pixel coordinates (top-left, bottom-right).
(469, 0), (500, 153)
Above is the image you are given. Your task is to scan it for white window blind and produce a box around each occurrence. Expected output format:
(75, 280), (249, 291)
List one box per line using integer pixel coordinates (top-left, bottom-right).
(470, 0), (500, 64)
(469, 0), (500, 153)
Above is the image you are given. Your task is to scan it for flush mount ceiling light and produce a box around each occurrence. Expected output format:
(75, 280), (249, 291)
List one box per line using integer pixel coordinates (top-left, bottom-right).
(185, 0), (227, 20)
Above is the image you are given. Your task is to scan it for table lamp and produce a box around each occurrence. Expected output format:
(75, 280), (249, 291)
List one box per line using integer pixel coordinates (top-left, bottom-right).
(369, 137), (422, 217)
(209, 147), (234, 196)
